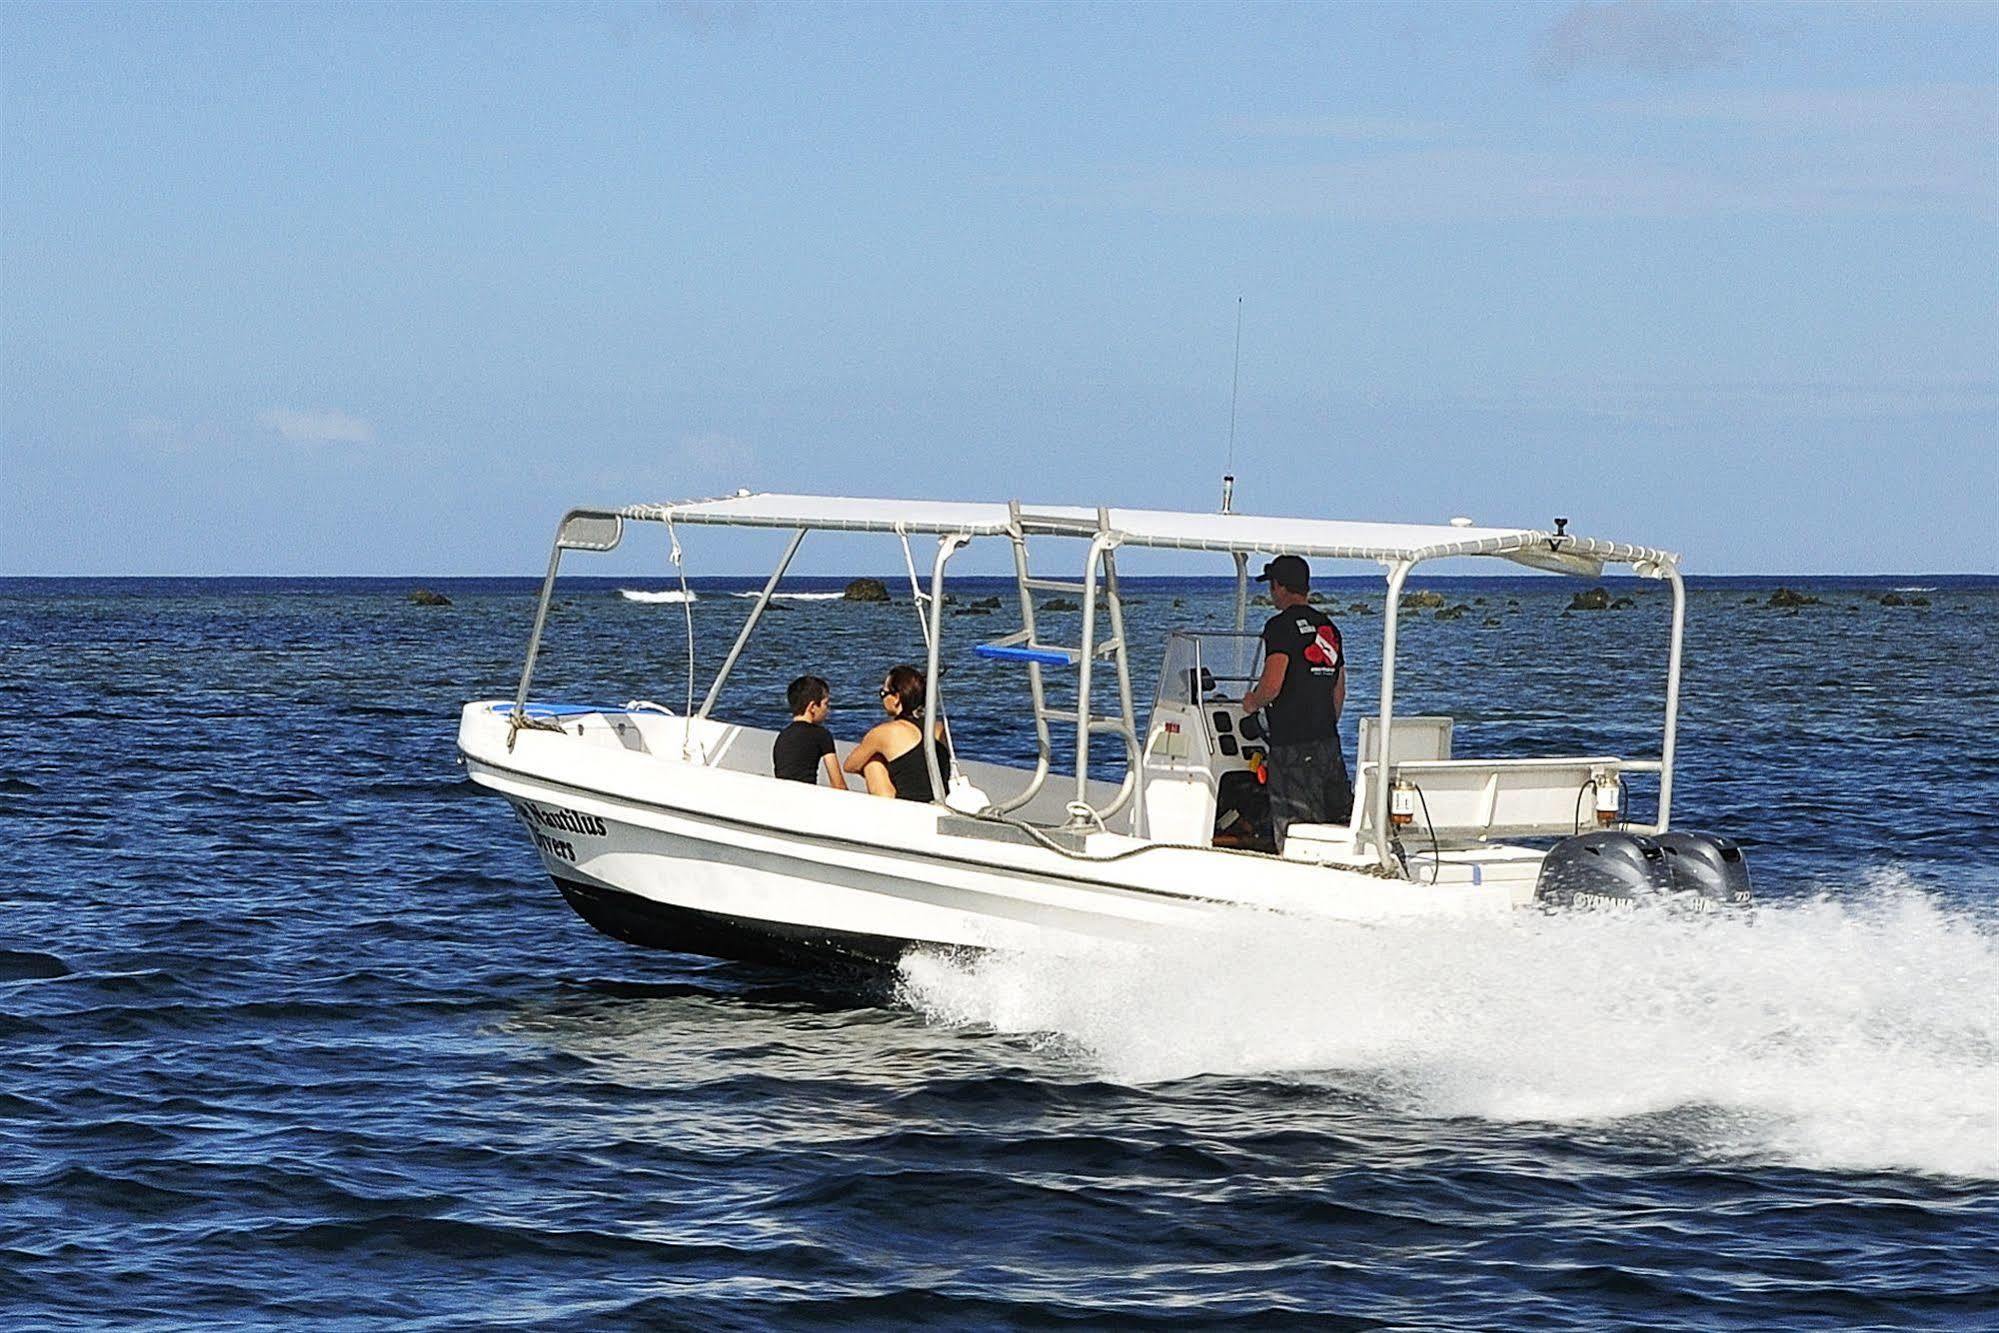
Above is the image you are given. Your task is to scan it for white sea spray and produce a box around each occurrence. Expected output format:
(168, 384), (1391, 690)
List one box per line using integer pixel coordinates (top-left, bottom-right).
(900, 873), (1999, 1180)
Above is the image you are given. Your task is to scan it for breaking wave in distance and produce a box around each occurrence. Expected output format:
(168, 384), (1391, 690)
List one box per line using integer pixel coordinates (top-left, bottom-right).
(732, 590), (845, 600)
(618, 588), (697, 603)
(901, 876), (1999, 1180)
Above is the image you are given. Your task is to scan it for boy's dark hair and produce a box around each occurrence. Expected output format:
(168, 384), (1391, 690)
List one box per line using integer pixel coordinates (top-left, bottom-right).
(786, 675), (830, 716)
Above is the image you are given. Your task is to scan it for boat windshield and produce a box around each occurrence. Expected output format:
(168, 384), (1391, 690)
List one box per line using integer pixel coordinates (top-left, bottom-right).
(1156, 630), (1264, 710)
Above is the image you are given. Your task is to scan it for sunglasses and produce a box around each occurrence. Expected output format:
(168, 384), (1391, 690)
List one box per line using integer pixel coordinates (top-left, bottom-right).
(879, 686), (895, 698)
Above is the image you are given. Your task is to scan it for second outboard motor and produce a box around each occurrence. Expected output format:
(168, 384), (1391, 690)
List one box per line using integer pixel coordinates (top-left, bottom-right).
(1534, 831), (1673, 910)
(1656, 831), (1753, 910)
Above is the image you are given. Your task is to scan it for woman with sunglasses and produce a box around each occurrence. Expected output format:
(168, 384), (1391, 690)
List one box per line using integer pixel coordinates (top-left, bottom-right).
(843, 663), (952, 802)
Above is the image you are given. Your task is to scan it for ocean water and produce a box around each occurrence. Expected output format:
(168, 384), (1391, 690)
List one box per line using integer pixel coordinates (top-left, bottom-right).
(3, 573), (1996, 1329)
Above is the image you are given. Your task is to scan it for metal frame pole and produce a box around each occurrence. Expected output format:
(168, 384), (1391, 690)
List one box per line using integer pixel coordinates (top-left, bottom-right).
(994, 505), (1053, 813)
(512, 521), (570, 719)
(1232, 551), (1249, 632)
(698, 528), (806, 719)
(1373, 559), (1414, 870)
(1094, 531), (1141, 824)
(1072, 530), (1114, 817)
(1656, 563), (1686, 831)
(922, 532), (970, 804)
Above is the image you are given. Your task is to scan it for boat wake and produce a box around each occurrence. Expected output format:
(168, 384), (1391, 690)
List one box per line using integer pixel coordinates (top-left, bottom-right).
(900, 873), (1998, 1180)
(618, 588), (697, 604)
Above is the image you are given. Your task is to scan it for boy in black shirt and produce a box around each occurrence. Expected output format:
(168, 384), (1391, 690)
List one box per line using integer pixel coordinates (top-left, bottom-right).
(773, 675), (847, 789)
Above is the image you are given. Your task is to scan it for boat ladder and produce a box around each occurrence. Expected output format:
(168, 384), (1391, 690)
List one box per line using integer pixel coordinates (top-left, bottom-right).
(973, 503), (1142, 828)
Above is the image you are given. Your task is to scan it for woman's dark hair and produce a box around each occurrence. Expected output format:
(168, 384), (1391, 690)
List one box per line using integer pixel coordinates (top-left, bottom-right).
(883, 663), (926, 719)
(786, 675), (830, 715)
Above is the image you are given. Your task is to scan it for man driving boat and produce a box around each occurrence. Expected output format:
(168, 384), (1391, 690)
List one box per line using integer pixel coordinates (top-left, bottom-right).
(1240, 554), (1353, 849)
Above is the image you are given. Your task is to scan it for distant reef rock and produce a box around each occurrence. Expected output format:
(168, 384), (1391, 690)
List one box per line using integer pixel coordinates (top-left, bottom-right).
(1767, 587), (1820, 608)
(841, 578), (890, 603)
(1400, 590), (1446, 609)
(1040, 597), (1080, 612)
(408, 588), (452, 606)
(1567, 587), (1611, 612)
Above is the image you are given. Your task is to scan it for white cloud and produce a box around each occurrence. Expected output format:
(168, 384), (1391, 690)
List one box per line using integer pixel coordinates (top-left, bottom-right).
(589, 431), (758, 497)
(662, 0), (759, 33)
(259, 408), (376, 446)
(1454, 378), (1999, 426)
(1604, 81), (1996, 138)
(1534, 1), (1748, 81)
(1075, 148), (1797, 223)
(1224, 115), (1455, 144)
(1041, 77), (1995, 224)
(674, 430), (755, 472)
(128, 415), (193, 458)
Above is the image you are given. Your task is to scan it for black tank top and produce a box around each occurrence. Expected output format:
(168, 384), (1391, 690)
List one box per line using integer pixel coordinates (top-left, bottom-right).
(883, 723), (951, 802)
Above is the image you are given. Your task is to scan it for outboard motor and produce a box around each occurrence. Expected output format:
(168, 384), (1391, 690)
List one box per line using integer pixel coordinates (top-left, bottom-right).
(1535, 829), (1753, 912)
(1655, 831), (1753, 910)
(1534, 830), (1673, 910)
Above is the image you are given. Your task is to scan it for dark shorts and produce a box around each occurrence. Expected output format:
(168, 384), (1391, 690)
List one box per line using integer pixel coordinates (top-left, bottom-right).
(1266, 738), (1353, 848)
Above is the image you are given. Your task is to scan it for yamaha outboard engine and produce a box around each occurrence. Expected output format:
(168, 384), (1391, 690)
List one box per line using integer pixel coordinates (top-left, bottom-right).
(1535, 829), (1752, 912)
(1534, 831), (1673, 910)
(1655, 831), (1753, 910)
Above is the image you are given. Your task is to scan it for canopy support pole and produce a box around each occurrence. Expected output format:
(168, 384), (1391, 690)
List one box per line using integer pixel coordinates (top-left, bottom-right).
(1372, 559), (1414, 872)
(1655, 564), (1686, 831)
(511, 525), (568, 726)
(922, 532), (971, 805)
(1232, 551), (1249, 632)
(698, 528), (806, 720)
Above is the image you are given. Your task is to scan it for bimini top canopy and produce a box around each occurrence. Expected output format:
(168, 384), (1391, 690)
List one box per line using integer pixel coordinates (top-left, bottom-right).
(618, 492), (1679, 577)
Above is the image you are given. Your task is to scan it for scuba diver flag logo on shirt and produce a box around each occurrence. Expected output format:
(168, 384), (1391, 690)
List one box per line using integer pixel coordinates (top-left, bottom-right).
(1303, 625), (1341, 670)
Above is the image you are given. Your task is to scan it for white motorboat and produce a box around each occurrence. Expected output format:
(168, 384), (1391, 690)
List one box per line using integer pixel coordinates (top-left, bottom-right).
(458, 493), (1750, 969)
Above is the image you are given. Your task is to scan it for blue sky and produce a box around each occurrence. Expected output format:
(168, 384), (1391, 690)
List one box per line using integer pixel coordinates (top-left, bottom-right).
(3, 1), (1993, 576)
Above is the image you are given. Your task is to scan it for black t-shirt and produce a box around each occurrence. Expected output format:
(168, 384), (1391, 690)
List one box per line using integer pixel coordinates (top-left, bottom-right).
(773, 720), (836, 784)
(1259, 605), (1343, 746)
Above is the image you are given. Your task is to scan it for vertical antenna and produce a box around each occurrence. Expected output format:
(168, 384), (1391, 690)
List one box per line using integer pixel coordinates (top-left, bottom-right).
(1221, 296), (1242, 513)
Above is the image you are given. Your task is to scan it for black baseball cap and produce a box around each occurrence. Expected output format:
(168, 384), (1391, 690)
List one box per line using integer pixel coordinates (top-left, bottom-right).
(1257, 554), (1310, 591)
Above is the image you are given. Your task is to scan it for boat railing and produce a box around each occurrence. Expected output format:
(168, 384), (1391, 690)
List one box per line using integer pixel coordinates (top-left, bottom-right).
(502, 495), (1687, 867)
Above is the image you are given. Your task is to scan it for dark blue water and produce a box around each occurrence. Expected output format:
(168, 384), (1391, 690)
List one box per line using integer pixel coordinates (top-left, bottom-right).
(4, 574), (1995, 1328)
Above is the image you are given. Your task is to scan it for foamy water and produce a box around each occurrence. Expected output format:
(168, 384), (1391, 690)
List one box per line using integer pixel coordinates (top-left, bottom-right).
(901, 876), (1999, 1180)
(619, 588), (852, 603)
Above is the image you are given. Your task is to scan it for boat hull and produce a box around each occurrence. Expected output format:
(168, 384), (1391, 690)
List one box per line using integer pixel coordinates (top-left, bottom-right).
(459, 702), (1523, 972)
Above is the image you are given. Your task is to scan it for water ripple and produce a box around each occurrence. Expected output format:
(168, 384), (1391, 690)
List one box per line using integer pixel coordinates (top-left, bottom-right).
(3, 575), (1994, 1327)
